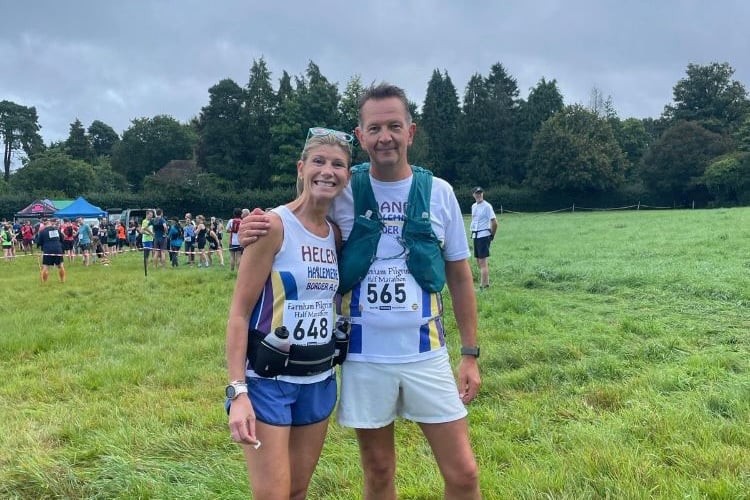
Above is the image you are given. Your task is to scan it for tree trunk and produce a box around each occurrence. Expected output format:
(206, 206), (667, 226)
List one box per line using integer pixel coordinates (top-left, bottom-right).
(4, 140), (11, 183)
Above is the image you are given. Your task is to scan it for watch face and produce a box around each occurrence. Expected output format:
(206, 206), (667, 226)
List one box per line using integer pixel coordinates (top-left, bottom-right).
(225, 385), (236, 399)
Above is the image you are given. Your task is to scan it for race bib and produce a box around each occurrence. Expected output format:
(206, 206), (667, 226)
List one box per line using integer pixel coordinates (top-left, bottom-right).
(49, 229), (60, 239)
(282, 299), (334, 344)
(363, 269), (420, 312)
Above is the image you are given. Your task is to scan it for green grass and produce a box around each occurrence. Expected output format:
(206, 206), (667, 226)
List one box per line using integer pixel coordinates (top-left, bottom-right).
(1, 208), (749, 499)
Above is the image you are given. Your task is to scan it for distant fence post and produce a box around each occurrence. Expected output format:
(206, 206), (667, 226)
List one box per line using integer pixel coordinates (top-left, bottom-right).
(637, 201), (641, 211)
(572, 203), (575, 213)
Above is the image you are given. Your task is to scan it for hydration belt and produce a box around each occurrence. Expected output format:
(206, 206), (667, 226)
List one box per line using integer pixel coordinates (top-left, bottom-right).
(246, 327), (349, 378)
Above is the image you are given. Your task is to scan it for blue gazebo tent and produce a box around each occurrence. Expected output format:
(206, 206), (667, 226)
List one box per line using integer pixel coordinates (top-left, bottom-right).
(53, 197), (107, 219)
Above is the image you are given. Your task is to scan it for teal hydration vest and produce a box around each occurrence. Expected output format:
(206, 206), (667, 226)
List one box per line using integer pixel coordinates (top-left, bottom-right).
(337, 163), (446, 294)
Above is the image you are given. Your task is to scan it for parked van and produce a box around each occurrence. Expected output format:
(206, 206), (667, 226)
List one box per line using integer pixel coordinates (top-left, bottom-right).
(107, 207), (124, 224)
(118, 208), (155, 227)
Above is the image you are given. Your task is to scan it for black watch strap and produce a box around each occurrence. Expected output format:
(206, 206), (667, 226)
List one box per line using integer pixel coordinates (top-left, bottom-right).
(460, 346), (480, 358)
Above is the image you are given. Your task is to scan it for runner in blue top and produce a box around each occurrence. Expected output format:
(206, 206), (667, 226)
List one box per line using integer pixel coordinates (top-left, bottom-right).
(76, 217), (93, 266)
(167, 218), (184, 267)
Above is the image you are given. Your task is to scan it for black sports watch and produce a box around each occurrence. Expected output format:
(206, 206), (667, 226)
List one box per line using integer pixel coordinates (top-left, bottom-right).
(460, 346), (480, 358)
(225, 381), (248, 400)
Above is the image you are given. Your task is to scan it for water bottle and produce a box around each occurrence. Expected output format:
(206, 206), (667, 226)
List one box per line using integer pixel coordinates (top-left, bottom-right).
(333, 320), (350, 366)
(254, 326), (290, 377)
(264, 326), (291, 353)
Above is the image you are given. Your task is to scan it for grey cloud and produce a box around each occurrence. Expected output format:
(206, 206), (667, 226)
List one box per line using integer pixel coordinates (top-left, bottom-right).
(2, 0), (748, 145)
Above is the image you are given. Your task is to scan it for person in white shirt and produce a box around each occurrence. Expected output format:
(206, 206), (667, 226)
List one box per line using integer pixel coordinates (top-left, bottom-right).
(226, 208), (243, 271)
(469, 186), (498, 289)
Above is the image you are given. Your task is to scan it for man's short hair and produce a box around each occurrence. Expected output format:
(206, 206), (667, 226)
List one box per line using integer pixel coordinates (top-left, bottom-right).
(358, 82), (412, 125)
(473, 186), (484, 194)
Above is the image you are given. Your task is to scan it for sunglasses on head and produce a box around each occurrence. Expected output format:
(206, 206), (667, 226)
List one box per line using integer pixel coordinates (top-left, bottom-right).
(307, 127), (353, 144)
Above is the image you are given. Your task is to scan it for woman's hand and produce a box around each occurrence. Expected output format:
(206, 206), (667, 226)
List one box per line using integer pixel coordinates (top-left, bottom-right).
(228, 395), (261, 448)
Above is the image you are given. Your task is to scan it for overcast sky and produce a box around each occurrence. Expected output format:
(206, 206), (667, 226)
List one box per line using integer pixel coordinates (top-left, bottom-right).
(3, 0), (749, 149)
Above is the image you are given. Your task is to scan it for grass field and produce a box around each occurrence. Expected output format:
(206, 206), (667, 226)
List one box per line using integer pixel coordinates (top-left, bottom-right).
(1, 208), (749, 499)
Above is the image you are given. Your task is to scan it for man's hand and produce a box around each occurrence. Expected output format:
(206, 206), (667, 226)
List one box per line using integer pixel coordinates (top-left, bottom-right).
(445, 259), (480, 403)
(239, 207), (271, 247)
(458, 356), (481, 404)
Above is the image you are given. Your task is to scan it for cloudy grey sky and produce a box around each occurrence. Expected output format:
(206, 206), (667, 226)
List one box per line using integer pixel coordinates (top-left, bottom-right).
(2, 0), (749, 148)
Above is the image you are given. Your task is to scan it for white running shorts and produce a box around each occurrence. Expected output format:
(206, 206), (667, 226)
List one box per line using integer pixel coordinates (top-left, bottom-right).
(337, 350), (468, 428)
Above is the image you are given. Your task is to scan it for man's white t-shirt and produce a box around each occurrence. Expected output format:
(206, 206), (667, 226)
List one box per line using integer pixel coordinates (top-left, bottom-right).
(331, 171), (469, 363)
(470, 201), (496, 238)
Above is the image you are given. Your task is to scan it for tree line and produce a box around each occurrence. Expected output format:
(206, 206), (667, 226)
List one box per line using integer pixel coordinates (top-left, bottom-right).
(2, 59), (750, 218)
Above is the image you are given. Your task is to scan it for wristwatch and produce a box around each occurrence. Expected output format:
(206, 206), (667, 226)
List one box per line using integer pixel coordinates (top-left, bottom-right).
(225, 381), (248, 400)
(460, 346), (480, 358)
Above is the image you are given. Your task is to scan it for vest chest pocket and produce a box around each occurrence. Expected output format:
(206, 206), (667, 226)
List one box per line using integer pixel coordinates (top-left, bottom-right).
(337, 214), (383, 294)
(403, 219), (445, 293)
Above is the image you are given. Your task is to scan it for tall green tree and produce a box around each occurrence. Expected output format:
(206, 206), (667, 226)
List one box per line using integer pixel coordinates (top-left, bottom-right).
(339, 75), (363, 133)
(422, 69), (460, 182)
(339, 75), (368, 164)
(270, 81), (304, 186)
(663, 62), (750, 134)
(408, 101), (429, 167)
(245, 57), (277, 188)
(641, 117), (670, 143)
(641, 120), (734, 204)
(457, 73), (493, 186)
(89, 157), (128, 193)
(277, 71), (294, 102)
(0, 100), (44, 182)
(515, 77), (565, 182)
(196, 78), (249, 183)
(733, 115), (750, 152)
(485, 63), (521, 184)
(614, 118), (651, 180)
(703, 152), (750, 205)
(111, 115), (196, 191)
(87, 120), (120, 158)
(10, 150), (95, 196)
(143, 159), (230, 206)
(65, 118), (95, 163)
(270, 62), (341, 186)
(297, 61), (341, 129)
(526, 104), (625, 193)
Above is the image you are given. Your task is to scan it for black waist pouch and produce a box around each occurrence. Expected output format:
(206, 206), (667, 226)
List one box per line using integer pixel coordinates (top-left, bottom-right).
(286, 341), (336, 376)
(247, 329), (340, 377)
(247, 329), (289, 378)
